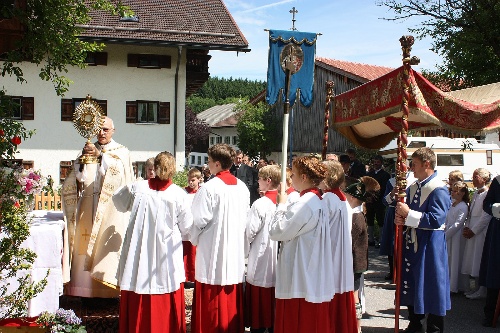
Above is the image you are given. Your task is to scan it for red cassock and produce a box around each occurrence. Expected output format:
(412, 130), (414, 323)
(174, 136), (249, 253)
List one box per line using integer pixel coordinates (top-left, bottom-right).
(244, 283), (275, 329)
(119, 286), (185, 333)
(191, 282), (244, 333)
(274, 291), (357, 333)
(182, 241), (196, 282)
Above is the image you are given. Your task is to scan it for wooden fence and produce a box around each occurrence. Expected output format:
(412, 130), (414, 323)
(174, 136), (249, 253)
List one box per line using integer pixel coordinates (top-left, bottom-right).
(34, 193), (62, 211)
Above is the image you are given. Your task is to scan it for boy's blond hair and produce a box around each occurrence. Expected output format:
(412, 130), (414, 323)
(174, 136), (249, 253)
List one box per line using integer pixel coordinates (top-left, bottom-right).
(258, 165), (281, 188)
(188, 167), (202, 179)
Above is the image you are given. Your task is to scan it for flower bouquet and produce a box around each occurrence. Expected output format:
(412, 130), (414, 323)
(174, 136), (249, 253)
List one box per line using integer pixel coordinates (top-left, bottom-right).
(0, 166), (48, 210)
(35, 308), (86, 333)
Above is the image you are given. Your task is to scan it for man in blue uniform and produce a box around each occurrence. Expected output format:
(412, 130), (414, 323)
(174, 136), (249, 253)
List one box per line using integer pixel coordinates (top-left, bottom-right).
(395, 147), (451, 333)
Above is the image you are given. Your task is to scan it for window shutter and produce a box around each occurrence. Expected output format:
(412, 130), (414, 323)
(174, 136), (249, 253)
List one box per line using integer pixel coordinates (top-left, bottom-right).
(21, 97), (34, 120)
(94, 52), (108, 66)
(127, 54), (139, 67)
(61, 99), (74, 121)
(126, 101), (137, 123)
(97, 100), (107, 116)
(158, 102), (170, 124)
(159, 55), (171, 69)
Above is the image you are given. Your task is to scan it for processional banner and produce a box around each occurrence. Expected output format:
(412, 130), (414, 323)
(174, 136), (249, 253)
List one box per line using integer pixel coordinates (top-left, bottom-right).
(266, 29), (317, 107)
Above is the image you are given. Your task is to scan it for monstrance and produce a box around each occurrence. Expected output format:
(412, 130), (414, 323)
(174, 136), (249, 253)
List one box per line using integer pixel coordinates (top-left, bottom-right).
(73, 95), (104, 164)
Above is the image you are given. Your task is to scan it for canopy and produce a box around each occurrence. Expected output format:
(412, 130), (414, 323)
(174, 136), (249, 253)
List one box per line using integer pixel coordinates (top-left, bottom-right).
(332, 66), (500, 149)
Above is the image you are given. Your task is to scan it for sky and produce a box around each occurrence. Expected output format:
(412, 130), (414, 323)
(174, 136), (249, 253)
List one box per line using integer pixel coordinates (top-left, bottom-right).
(209, 0), (443, 81)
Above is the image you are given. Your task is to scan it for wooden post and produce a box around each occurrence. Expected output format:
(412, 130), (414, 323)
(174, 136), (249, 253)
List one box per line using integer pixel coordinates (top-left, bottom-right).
(394, 35), (415, 333)
(321, 81), (334, 161)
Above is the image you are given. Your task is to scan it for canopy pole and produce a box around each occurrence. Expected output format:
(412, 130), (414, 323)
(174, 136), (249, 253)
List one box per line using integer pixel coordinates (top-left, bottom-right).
(321, 81), (335, 160)
(394, 35), (416, 333)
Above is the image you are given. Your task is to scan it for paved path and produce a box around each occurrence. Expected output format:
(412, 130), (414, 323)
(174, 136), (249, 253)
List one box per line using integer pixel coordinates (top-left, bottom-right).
(362, 247), (494, 332)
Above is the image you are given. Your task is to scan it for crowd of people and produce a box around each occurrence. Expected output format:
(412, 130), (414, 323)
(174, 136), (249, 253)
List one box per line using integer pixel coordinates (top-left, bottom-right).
(61, 119), (500, 333)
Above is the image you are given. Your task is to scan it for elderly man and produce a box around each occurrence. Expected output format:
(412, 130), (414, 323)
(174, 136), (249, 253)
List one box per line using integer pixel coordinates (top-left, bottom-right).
(62, 116), (133, 298)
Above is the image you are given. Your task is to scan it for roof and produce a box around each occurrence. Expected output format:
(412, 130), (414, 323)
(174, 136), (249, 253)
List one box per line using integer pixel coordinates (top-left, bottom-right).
(197, 103), (239, 127)
(316, 57), (394, 82)
(446, 82), (500, 104)
(77, 0), (249, 52)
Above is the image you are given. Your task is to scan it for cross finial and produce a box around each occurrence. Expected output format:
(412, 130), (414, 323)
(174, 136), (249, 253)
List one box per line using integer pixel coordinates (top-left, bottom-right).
(289, 7), (298, 31)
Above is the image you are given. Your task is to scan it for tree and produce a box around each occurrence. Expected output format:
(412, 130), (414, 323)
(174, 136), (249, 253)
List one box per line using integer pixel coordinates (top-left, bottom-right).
(0, 0), (129, 319)
(185, 107), (211, 157)
(378, 0), (500, 89)
(1, 0), (130, 96)
(235, 101), (280, 159)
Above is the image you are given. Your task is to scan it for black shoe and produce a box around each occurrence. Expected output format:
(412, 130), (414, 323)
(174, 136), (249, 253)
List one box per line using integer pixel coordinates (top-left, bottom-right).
(184, 281), (195, 289)
(482, 318), (493, 327)
(403, 323), (423, 333)
(384, 273), (393, 280)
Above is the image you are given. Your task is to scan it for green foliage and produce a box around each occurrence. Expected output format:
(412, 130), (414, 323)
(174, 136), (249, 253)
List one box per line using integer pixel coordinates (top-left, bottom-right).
(187, 77), (266, 113)
(379, 0), (500, 88)
(235, 101), (280, 159)
(172, 169), (188, 188)
(1, 0), (131, 96)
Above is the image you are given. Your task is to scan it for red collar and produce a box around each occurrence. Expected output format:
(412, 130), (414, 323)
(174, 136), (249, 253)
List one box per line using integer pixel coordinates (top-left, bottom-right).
(286, 187), (296, 195)
(324, 188), (346, 201)
(216, 170), (237, 185)
(185, 186), (198, 194)
(300, 187), (323, 199)
(148, 177), (172, 191)
(264, 190), (278, 204)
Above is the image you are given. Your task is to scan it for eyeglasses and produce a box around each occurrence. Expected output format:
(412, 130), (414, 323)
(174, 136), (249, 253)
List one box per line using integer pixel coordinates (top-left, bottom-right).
(101, 128), (114, 133)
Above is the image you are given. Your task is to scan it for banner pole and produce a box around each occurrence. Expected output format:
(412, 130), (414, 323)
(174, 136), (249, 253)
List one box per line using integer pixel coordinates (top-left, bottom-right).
(321, 81), (334, 160)
(280, 67), (292, 197)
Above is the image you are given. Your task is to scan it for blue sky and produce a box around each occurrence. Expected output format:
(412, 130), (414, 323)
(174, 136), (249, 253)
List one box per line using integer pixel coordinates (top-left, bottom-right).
(209, 0), (443, 81)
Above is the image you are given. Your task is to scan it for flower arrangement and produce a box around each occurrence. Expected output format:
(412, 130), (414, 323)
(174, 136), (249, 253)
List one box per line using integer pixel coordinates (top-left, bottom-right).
(36, 308), (87, 333)
(0, 166), (48, 208)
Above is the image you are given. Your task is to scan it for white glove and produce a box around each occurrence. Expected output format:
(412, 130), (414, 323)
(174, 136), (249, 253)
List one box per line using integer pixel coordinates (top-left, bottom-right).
(492, 203), (500, 219)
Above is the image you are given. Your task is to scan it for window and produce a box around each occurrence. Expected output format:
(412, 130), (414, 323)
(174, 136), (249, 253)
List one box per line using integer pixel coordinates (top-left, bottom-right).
(3, 96), (34, 120)
(216, 136), (222, 144)
(85, 52), (107, 66)
(127, 54), (171, 69)
(204, 156), (208, 164)
(197, 156), (202, 165)
(232, 136), (238, 145)
(408, 141), (426, 148)
(191, 155), (195, 165)
(210, 137), (215, 145)
(61, 98), (107, 121)
(486, 150), (492, 165)
(437, 154), (464, 166)
(59, 161), (73, 184)
(126, 101), (170, 124)
(224, 136), (231, 144)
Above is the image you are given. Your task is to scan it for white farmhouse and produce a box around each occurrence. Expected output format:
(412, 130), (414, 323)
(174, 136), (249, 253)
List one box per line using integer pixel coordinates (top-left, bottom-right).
(0, 0), (248, 183)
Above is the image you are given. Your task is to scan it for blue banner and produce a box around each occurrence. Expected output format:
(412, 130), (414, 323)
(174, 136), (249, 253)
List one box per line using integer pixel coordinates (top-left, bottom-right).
(266, 29), (317, 107)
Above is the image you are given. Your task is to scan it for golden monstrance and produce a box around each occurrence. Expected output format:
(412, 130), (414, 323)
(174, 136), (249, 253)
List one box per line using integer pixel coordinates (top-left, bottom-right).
(73, 95), (104, 164)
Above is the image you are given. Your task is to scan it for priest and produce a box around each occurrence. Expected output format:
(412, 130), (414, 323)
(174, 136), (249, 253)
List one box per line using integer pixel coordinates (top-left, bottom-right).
(62, 116), (133, 298)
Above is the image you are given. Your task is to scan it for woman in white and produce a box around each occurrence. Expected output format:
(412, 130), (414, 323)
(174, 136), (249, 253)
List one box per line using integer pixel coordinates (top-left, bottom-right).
(113, 151), (193, 333)
(445, 181), (469, 293)
(462, 168), (491, 299)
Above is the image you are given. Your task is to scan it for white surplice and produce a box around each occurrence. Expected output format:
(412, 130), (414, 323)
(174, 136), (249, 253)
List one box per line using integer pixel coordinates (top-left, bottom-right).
(445, 201), (468, 292)
(462, 189), (491, 277)
(270, 192), (335, 303)
(245, 194), (278, 288)
(190, 177), (250, 285)
(322, 192), (354, 294)
(113, 180), (193, 294)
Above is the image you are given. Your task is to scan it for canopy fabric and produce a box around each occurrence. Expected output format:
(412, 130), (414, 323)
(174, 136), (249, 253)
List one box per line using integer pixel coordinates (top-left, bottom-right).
(332, 66), (500, 149)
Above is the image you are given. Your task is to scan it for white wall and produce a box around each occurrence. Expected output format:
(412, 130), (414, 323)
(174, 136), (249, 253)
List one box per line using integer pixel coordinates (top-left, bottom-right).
(2, 44), (187, 183)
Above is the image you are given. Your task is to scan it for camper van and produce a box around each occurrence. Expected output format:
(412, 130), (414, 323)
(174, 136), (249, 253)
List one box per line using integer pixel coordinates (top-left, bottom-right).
(379, 136), (500, 184)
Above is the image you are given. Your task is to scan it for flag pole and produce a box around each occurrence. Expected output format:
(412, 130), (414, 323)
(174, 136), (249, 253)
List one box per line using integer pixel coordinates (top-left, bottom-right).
(321, 81), (334, 160)
(280, 63), (293, 197)
(394, 35), (418, 332)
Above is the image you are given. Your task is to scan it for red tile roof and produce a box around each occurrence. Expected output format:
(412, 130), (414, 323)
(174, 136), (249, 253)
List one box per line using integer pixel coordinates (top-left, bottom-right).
(78, 0), (249, 52)
(316, 57), (394, 82)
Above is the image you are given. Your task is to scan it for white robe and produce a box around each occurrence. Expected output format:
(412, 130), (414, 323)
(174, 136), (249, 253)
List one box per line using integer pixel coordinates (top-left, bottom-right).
(63, 139), (133, 297)
(113, 180), (193, 294)
(245, 194), (278, 288)
(461, 189), (491, 277)
(190, 176), (250, 285)
(270, 192), (335, 303)
(322, 192), (354, 294)
(445, 201), (467, 292)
